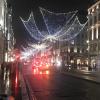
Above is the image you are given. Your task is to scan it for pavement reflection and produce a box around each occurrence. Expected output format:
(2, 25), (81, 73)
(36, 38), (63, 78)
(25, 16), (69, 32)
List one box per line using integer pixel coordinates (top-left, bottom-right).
(0, 62), (21, 100)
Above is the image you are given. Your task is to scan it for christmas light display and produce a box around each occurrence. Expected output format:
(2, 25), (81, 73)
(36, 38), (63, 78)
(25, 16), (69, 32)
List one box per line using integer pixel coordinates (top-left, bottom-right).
(40, 7), (77, 35)
(20, 7), (87, 62)
(20, 12), (45, 41)
(20, 42), (51, 61)
(21, 7), (86, 42)
(56, 16), (87, 41)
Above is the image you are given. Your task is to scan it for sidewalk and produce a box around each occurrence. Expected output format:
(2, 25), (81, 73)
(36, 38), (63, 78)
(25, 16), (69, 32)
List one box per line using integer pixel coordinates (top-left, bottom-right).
(0, 69), (11, 95)
(0, 65), (22, 100)
(61, 69), (100, 84)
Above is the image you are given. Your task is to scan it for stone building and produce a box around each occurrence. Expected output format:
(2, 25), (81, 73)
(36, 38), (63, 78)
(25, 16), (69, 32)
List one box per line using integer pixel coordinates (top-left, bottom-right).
(87, 0), (100, 69)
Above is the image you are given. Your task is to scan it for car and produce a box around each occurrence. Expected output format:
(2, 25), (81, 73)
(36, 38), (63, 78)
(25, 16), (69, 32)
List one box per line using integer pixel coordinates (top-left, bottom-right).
(0, 94), (15, 100)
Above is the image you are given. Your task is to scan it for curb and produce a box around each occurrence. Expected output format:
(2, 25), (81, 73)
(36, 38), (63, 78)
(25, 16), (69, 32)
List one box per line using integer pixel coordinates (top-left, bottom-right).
(21, 74), (29, 100)
(25, 78), (37, 100)
(61, 71), (100, 84)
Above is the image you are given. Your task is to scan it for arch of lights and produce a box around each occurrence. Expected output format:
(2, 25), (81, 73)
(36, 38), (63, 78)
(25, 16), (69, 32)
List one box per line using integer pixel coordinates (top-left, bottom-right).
(20, 42), (52, 60)
(21, 7), (87, 42)
(20, 7), (87, 61)
(39, 7), (78, 35)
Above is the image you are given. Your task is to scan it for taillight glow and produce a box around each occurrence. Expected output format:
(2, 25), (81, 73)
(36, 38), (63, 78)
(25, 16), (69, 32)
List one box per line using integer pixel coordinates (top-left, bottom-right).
(33, 68), (39, 74)
(46, 64), (49, 68)
(46, 70), (49, 74)
(15, 76), (17, 84)
(15, 74), (18, 87)
(34, 69), (36, 73)
(40, 71), (42, 74)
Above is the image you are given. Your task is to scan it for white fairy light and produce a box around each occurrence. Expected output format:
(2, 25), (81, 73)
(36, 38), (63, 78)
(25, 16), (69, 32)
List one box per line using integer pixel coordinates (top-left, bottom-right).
(20, 7), (87, 47)
(29, 43), (49, 51)
(20, 12), (45, 41)
(40, 7), (77, 35)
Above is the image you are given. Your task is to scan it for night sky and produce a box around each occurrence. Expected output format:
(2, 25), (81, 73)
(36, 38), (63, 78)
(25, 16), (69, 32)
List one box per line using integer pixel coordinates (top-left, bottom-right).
(8, 0), (95, 49)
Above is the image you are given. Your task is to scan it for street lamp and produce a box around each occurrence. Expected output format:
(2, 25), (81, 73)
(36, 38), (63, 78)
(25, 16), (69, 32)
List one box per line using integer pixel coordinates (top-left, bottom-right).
(86, 40), (89, 44)
(86, 39), (90, 70)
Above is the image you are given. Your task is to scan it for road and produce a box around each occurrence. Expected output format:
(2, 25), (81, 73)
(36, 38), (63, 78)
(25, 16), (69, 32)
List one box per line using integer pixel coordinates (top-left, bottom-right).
(22, 66), (100, 100)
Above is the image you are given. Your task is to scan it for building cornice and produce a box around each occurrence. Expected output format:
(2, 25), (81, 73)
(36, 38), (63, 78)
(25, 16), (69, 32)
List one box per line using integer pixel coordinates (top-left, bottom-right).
(88, 0), (100, 11)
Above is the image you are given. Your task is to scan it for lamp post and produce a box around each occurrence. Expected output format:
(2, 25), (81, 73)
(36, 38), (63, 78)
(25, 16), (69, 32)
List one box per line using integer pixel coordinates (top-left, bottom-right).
(86, 40), (90, 70)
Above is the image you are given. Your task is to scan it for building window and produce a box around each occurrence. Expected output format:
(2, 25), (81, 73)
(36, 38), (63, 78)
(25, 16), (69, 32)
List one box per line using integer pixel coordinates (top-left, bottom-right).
(94, 27), (96, 40)
(93, 43), (97, 52)
(82, 48), (84, 53)
(96, 5), (99, 9)
(98, 26), (100, 39)
(90, 44), (93, 52)
(77, 47), (80, 53)
(74, 47), (77, 53)
(92, 28), (94, 40)
(96, 26), (98, 39)
(99, 12), (100, 21)
(7, 33), (10, 40)
(89, 29), (92, 41)
(89, 17), (92, 26)
(94, 15), (97, 24)
(88, 11), (90, 15)
(80, 50), (82, 53)
(92, 8), (94, 12)
(70, 47), (74, 52)
(68, 47), (70, 53)
(98, 43), (100, 52)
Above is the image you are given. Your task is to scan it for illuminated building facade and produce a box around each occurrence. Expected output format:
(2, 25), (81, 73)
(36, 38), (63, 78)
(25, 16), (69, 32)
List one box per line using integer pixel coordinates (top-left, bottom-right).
(62, 27), (88, 69)
(53, 26), (88, 70)
(6, 6), (15, 62)
(0, 0), (15, 65)
(87, 0), (100, 69)
(0, 0), (7, 65)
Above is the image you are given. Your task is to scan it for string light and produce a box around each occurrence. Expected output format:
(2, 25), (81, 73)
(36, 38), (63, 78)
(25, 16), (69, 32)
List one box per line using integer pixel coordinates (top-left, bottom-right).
(20, 7), (87, 61)
(40, 7), (77, 35)
(21, 8), (86, 42)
